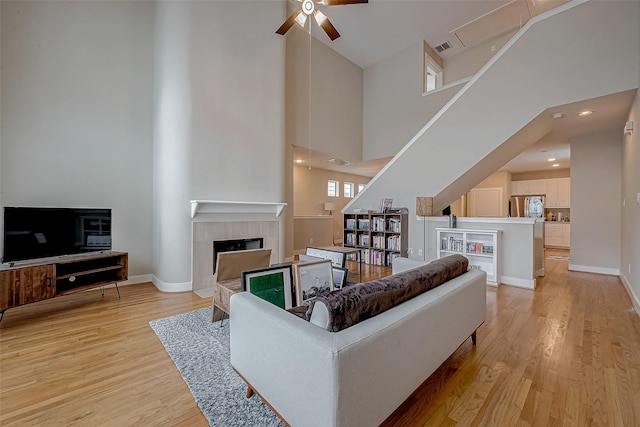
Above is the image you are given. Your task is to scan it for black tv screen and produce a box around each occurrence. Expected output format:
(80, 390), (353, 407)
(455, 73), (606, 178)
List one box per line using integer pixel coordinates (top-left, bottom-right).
(2, 207), (112, 263)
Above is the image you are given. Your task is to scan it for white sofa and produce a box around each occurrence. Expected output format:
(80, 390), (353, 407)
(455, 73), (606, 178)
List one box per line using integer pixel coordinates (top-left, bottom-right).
(230, 259), (486, 427)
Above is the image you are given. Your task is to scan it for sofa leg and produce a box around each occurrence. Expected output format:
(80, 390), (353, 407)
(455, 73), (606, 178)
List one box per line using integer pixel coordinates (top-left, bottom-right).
(471, 331), (477, 346)
(246, 386), (254, 398)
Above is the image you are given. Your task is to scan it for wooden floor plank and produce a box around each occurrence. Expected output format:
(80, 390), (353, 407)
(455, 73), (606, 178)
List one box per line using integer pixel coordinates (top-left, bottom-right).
(2, 249), (639, 426)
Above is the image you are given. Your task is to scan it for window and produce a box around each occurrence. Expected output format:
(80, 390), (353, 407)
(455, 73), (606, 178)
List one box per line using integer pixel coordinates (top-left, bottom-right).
(424, 55), (443, 93)
(327, 180), (339, 197)
(358, 184), (366, 193)
(344, 182), (354, 198)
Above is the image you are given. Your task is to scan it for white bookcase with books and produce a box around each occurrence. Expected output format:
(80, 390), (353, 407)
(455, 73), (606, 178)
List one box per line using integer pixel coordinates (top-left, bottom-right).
(343, 213), (408, 267)
(436, 228), (501, 286)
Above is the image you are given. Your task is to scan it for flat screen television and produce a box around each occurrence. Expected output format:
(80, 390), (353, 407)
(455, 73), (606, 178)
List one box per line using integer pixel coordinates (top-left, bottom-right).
(2, 207), (112, 263)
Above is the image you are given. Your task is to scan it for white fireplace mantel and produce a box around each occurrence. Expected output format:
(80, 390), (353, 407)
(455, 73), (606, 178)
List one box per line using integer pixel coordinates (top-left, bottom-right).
(190, 200), (287, 218)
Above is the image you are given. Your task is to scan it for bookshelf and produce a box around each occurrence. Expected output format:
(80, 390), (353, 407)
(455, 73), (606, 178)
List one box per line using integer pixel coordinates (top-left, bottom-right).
(343, 213), (408, 267)
(436, 228), (500, 285)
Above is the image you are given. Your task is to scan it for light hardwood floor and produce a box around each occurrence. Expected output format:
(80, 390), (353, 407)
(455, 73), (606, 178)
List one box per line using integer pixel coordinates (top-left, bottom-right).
(1, 250), (639, 426)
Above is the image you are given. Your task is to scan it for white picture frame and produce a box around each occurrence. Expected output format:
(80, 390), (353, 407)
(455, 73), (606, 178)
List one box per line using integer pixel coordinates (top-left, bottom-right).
(293, 259), (334, 305)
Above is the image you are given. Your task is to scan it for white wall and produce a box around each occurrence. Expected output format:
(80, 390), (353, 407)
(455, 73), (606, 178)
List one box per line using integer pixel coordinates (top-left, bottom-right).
(153, 1), (286, 289)
(362, 29), (515, 161)
(569, 130), (622, 274)
(293, 164), (370, 243)
(620, 87), (640, 313)
(0, 1), (154, 276)
(363, 41), (467, 160)
(287, 29), (362, 162)
(443, 30), (517, 84)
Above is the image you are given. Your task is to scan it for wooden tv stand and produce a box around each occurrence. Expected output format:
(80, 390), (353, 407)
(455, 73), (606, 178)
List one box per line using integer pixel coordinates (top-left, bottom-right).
(0, 251), (128, 322)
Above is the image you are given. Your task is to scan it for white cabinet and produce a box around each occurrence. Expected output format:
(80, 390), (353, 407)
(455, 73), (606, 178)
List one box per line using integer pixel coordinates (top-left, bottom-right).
(545, 222), (570, 248)
(436, 228), (501, 285)
(512, 178), (571, 208)
(556, 178), (570, 207)
(562, 223), (570, 247)
(511, 179), (546, 195)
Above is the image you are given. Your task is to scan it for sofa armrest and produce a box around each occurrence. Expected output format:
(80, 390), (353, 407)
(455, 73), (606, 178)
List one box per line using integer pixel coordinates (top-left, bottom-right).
(230, 292), (338, 426)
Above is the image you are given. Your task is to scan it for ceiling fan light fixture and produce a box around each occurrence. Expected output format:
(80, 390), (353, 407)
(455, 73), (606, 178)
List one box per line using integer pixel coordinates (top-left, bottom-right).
(314, 10), (328, 25)
(295, 12), (307, 28)
(302, 0), (315, 15)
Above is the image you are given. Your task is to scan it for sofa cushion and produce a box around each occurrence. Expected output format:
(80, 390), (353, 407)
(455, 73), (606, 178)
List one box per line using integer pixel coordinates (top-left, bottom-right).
(307, 254), (469, 331)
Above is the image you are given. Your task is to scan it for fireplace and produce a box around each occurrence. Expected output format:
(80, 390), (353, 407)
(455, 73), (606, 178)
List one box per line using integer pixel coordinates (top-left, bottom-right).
(212, 237), (264, 274)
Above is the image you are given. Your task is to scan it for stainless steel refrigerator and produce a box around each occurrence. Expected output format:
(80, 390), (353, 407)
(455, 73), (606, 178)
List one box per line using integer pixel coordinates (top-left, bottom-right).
(509, 196), (545, 218)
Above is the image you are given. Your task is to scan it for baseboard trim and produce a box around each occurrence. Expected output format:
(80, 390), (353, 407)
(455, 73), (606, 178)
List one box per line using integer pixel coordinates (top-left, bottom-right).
(568, 264), (620, 276)
(96, 274), (151, 289)
(619, 273), (640, 316)
(151, 275), (192, 292)
(501, 276), (536, 290)
(122, 274), (153, 286)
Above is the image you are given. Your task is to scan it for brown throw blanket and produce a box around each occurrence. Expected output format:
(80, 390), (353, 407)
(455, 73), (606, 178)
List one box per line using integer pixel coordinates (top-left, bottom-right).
(304, 254), (469, 332)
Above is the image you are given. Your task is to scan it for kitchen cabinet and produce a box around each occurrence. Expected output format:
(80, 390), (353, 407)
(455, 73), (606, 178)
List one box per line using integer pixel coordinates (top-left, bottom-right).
(557, 178), (570, 207)
(511, 179), (546, 195)
(512, 178), (571, 208)
(546, 178), (571, 208)
(545, 222), (570, 248)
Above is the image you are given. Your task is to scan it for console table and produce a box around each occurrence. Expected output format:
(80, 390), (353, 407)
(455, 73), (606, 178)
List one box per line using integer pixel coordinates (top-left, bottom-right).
(0, 251), (128, 322)
(212, 278), (241, 322)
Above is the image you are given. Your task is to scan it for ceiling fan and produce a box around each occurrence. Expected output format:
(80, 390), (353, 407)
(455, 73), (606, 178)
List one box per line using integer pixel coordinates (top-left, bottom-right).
(276, 0), (368, 41)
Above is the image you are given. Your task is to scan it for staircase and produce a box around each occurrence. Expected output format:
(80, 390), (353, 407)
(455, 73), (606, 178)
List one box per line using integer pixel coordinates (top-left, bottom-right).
(345, 0), (638, 218)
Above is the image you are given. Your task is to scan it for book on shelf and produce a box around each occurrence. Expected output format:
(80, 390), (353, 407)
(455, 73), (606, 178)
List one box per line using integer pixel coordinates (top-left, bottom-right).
(359, 234), (370, 247)
(345, 218), (356, 229)
(386, 218), (401, 233)
(372, 216), (385, 231)
(386, 251), (400, 267)
(386, 235), (401, 251)
(358, 219), (370, 230)
(442, 236), (463, 252)
(345, 233), (357, 245)
(372, 234), (385, 249)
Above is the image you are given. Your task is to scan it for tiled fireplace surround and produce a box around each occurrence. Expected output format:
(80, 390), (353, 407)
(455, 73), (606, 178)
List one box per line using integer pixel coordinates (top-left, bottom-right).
(190, 201), (284, 295)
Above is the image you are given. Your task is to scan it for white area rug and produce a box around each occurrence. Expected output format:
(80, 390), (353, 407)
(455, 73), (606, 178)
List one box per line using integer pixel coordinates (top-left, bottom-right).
(149, 307), (283, 426)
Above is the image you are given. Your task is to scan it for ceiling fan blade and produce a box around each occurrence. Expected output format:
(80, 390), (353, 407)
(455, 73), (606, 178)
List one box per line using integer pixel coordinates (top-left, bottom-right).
(276, 10), (303, 36)
(318, 15), (340, 41)
(320, 0), (368, 5)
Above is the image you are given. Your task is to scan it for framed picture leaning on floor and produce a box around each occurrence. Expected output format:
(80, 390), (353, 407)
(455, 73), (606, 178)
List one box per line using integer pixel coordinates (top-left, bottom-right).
(293, 259), (334, 305)
(241, 264), (295, 309)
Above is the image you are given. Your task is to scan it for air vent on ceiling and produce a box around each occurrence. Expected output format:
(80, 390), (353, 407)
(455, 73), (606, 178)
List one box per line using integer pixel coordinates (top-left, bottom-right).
(434, 41), (452, 53)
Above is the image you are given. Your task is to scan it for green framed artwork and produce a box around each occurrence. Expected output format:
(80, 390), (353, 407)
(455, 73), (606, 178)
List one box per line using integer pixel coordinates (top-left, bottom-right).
(241, 265), (294, 309)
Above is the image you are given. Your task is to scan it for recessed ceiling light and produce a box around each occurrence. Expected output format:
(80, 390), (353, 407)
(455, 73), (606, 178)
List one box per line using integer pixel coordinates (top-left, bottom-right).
(578, 110), (593, 117)
(295, 159), (304, 163)
(552, 163), (560, 167)
(547, 158), (556, 162)
(552, 113), (564, 119)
